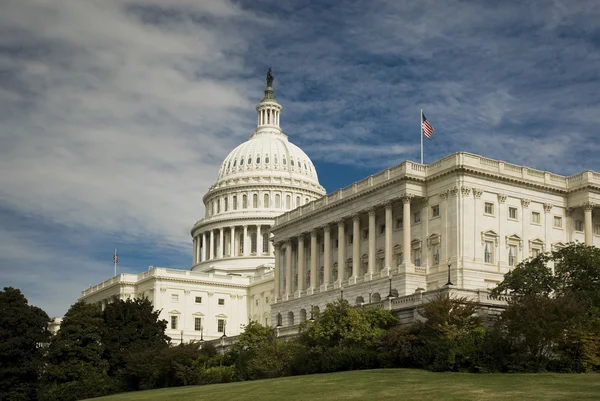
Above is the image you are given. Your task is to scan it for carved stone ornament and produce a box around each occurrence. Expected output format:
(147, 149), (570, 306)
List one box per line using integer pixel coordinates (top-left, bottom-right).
(184, 289), (191, 295)
(521, 198), (531, 208)
(544, 203), (554, 213)
(450, 187), (459, 197)
(497, 194), (507, 204)
(582, 201), (596, 211)
(421, 197), (429, 207)
(208, 292), (214, 297)
(566, 207), (574, 216)
(401, 193), (414, 204)
(461, 186), (471, 197)
(367, 208), (376, 217)
(383, 200), (393, 210)
(472, 188), (483, 198)
(440, 191), (448, 200)
(351, 213), (360, 222)
(160, 287), (167, 293)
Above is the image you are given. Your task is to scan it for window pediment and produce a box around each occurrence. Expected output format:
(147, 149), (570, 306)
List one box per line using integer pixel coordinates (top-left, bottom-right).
(411, 239), (422, 249)
(192, 312), (204, 317)
(168, 310), (181, 315)
(393, 244), (402, 254)
(481, 230), (499, 246)
(552, 242), (567, 251)
(505, 234), (523, 249)
(427, 233), (441, 248)
(215, 313), (228, 318)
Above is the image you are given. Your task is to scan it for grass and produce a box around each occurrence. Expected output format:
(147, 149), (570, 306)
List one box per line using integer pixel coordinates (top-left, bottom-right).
(88, 369), (600, 401)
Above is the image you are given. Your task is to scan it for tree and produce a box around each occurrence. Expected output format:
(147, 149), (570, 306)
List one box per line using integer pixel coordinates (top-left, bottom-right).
(102, 298), (169, 387)
(0, 287), (50, 401)
(491, 253), (555, 297)
(40, 302), (113, 400)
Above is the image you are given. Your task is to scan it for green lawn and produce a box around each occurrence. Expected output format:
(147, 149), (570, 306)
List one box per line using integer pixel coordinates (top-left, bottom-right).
(88, 369), (600, 401)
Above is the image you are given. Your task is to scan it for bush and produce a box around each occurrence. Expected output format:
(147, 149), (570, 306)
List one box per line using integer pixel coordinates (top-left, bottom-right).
(200, 366), (236, 385)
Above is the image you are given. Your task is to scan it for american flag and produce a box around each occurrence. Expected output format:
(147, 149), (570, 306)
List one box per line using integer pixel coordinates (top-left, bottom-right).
(113, 251), (118, 264)
(422, 113), (435, 138)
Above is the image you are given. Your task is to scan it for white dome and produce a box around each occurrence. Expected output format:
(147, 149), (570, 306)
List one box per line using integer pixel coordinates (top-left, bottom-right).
(216, 132), (320, 187)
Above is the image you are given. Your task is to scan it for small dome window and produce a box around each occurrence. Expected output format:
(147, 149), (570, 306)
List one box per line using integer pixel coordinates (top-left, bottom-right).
(304, 162), (307, 169)
(283, 157), (287, 165)
(256, 156), (261, 164)
(240, 158), (244, 166)
(265, 155), (269, 164)
(274, 155), (278, 164)
(291, 159), (295, 166)
(233, 159), (237, 167)
(248, 157), (252, 165)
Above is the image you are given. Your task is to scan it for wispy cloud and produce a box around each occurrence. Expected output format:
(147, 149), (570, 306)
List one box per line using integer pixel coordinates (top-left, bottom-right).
(1, 0), (599, 316)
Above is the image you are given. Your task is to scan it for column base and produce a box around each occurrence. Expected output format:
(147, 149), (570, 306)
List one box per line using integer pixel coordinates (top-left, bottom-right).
(363, 272), (374, 281)
(320, 284), (330, 292)
(397, 262), (414, 274)
(306, 287), (316, 295)
(283, 294), (292, 301)
(333, 280), (343, 289)
(348, 276), (358, 285)
(294, 290), (305, 298)
(380, 267), (391, 277)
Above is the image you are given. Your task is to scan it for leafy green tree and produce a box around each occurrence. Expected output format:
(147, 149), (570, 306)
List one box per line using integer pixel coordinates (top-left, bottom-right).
(299, 299), (396, 349)
(40, 302), (113, 400)
(102, 298), (169, 387)
(0, 287), (50, 401)
(552, 243), (600, 308)
(491, 253), (555, 297)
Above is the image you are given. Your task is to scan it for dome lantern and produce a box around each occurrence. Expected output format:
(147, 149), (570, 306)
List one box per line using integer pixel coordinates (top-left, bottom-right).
(254, 68), (283, 136)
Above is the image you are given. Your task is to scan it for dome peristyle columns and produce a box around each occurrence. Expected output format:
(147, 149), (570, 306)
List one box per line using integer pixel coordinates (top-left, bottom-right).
(256, 103), (282, 130)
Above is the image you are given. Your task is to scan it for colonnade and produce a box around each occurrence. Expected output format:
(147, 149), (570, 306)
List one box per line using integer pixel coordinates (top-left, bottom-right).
(193, 224), (273, 264)
(274, 196), (416, 300)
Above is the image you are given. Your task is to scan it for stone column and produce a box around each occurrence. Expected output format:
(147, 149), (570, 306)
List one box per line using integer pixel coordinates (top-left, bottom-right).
(384, 201), (393, 274)
(285, 240), (293, 299)
(209, 230), (215, 260)
(323, 225), (331, 290)
(196, 236), (201, 263)
(309, 229), (317, 294)
(337, 220), (345, 283)
(584, 202), (594, 246)
(402, 195), (413, 267)
(218, 228), (224, 259)
(243, 225), (249, 256)
(274, 243), (281, 300)
(202, 232), (207, 262)
(351, 214), (360, 284)
(230, 226), (235, 257)
(297, 235), (305, 295)
(192, 236), (197, 264)
(367, 208), (376, 279)
(257, 225), (262, 255)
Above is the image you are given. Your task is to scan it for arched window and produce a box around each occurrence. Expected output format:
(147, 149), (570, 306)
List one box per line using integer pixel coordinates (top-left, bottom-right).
(305, 197), (309, 204)
(296, 196), (300, 207)
(265, 155), (269, 164)
(256, 155), (260, 164)
(251, 232), (257, 254)
(247, 157), (252, 165)
(291, 159), (294, 166)
(286, 195), (291, 209)
(240, 158), (244, 166)
(224, 197), (228, 212)
(242, 194), (248, 209)
(211, 201), (215, 215)
(264, 194), (270, 208)
(232, 195), (237, 210)
(253, 194), (258, 208)
(217, 199), (220, 214)
(275, 194), (281, 208)
(282, 157), (287, 165)
(233, 159), (237, 167)
(274, 155), (278, 164)
(239, 233), (244, 255)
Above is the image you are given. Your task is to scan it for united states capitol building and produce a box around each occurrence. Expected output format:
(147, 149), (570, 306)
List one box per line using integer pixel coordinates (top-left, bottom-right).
(80, 72), (600, 343)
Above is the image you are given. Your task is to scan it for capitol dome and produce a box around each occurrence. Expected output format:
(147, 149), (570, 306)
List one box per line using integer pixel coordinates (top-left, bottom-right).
(190, 70), (326, 275)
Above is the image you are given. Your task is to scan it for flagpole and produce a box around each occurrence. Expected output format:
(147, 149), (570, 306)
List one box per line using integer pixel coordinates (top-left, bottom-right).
(114, 248), (117, 277)
(420, 109), (424, 164)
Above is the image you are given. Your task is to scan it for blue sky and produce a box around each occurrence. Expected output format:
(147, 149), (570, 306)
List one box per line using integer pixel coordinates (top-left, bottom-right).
(1, 0), (599, 317)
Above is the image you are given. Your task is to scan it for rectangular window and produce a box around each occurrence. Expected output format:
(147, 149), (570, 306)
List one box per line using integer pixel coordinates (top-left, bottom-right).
(349, 234), (353, 244)
(484, 202), (494, 215)
(396, 253), (403, 266)
(218, 298), (225, 306)
(194, 317), (202, 331)
(414, 249), (421, 267)
(484, 241), (494, 264)
(395, 218), (403, 229)
(414, 211), (421, 223)
(217, 319), (225, 333)
(195, 296), (202, 304)
(171, 294), (178, 302)
(379, 224), (385, 235)
(363, 230), (369, 240)
(596, 225), (600, 235)
(532, 248), (541, 258)
(575, 220), (584, 232)
(431, 205), (440, 218)
(265, 296), (269, 304)
(532, 211), (541, 224)
(433, 245), (440, 265)
(554, 216), (563, 228)
(334, 239), (339, 249)
(508, 207), (518, 220)
(508, 245), (517, 267)
(233, 195), (237, 210)
(170, 316), (178, 330)
(255, 299), (259, 306)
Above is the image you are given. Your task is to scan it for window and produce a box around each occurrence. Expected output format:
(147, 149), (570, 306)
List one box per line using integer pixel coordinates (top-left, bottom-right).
(239, 233), (244, 255)
(395, 218), (403, 229)
(414, 249), (421, 267)
(217, 319), (225, 333)
(321, 243), (325, 253)
(265, 296), (269, 304)
(265, 155), (269, 164)
(596, 225), (600, 235)
(242, 194), (248, 209)
(484, 202), (494, 215)
(349, 234), (353, 244)
(251, 232), (257, 254)
(256, 155), (260, 164)
(433, 245), (440, 265)
(218, 298), (225, 306)
(286, 195), (291, 209)
(575, 220), (584, 232)
(396, 253), (403, 266)
(432, 205), (440, 218)
(217, 199), (220, 213)
(532, 248), (541, 258)
(233, 195), (237, 210)
(262, 233), (269, 253)
(334, 239), (339, 249)
(240, 158), (244, 166)
(170, 316), (178, 330)
(255, 299), (259, 306)
(194, 317), (202, 331)
(263, 193), (269, 208)
(253, 194), (258, 208)
(296, 196), (300, 206)
(379, 224), (385, 235)
(532, 211), (541, 224)
(224, 197), (228, 212)
(275, 194), (281, 208)
(484, 241), (494, 264)
(171, 294), (178, 302)
(553, 216), (562, 228)
(282, 157), (286, 165)
(508, 245), (517, 267)
(363, 230), (369, 240)
(195, 296), (202, 304)
(414, 211), (421, 223)
(508, 207), (518, 220)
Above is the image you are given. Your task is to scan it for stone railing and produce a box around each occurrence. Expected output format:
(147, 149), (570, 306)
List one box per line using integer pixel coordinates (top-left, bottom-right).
(81, 273), (138, 297)
(274, 152), (600, 227)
